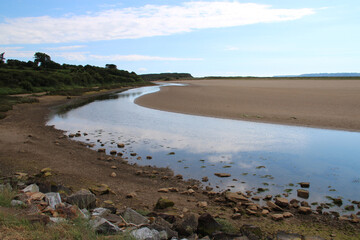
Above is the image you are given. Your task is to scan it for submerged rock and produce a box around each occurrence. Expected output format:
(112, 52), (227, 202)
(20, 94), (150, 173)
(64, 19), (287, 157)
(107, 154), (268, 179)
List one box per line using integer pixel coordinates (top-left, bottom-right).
(214, 173), (231, 178)
(297, 189), (309, 199)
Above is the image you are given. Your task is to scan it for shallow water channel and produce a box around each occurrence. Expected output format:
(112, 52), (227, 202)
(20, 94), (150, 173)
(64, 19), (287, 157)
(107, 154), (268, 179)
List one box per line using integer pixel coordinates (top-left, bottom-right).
(48, 84), (360, 214)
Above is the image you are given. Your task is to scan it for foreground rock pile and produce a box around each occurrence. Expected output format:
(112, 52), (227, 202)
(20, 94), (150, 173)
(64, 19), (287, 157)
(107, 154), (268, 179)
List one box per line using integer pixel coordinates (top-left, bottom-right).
(1, 171), (349, 240)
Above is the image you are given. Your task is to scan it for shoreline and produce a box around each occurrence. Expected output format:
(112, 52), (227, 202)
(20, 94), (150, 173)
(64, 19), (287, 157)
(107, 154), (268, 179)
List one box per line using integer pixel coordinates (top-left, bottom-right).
(135, 79), (360, 132)
(0, 87), (359, 239)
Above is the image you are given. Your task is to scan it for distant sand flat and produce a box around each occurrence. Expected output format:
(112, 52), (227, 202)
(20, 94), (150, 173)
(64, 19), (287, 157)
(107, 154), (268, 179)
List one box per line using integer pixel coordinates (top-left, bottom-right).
(135, 79), (360, 131)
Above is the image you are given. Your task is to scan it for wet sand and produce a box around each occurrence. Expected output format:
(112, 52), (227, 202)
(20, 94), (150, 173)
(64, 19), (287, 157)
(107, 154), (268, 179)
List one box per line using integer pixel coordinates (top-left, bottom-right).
(136, 79), (360, 131)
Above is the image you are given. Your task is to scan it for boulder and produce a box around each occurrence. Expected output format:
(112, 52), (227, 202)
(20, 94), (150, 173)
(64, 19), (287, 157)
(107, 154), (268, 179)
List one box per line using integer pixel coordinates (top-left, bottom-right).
(272, 214), (284, 221)
(283, 212), (294, 218)
(149, 216), (178, 239)
(175, 213), (198, 237)
(89, 184), (111, 195)
(299, 182), (310, 188)
(122, 208), (149, 225)
(266, 201), (283, 212)
(275, 197), (289, 208)
(45, 192), (62, 209)
(110, 150), (117, 155)
(298, 207), (312, 215)
(92, 207), (111, 217)
(197, 213), (221, 236)
(240, 224), (263, 240)
(154, 197), (175, 210)
(90, 217), (121, 234)
(225, 192), (249, 203)
(131, 227), (162, 240)
(214, 173), (231, 178)
(66, 189), (96, 209)
(97, 148), (106, 153)
(117, 143), (125, 148)
(297, 189), (309, 199)
(22, 184), (39, 193)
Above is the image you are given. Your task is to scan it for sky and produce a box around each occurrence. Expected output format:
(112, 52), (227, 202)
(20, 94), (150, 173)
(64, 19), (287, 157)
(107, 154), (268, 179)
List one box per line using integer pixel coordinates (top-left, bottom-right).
(0, 0), (359, 77)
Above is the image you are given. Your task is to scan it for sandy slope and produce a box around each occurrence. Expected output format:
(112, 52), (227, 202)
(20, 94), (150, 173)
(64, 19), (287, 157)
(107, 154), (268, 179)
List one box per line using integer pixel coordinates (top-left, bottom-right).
(136, 79), (360, 131)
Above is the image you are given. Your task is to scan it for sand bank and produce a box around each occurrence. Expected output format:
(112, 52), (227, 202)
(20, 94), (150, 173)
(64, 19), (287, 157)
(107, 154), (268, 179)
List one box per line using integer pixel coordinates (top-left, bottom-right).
(136, 79), (360, 131)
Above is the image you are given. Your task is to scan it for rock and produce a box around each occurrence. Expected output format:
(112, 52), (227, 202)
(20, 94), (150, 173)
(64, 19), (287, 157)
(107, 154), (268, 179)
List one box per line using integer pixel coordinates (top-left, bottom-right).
(187, 189), (195, 194)
(11, 200), (25, 207)
(261, 209), (269, 216)
(89, 184), (111, 195)
(126, 192), (137, 198)
(301, 201), (310, 207)
(122, 208), (150, 225)
(130, 153), (137, 156)
(131, 227), (161, 240)
(146, 156), (152, 159)
(175, 213), (198, 236)
(231, 213), (242, 219)
(225, 192), (250, 203)
(168, 187), (179, 192)
(150, 216), (178, 239)
(297, 189), (309, 199)
(27, 192), (46, 201)
(111, 165), (117, 169)
(240, 224), (263, 240)
(345, 205), (355, 211)
(283, 212), (294, 218)
(110, 150), (117, 155)
(49, 217), (67, 224)
(79, 208), (90, 219)
(212, 232), (243, 240)
(197, 213), (221, 236)
(275, 197), (289, 208)
(117, 143), (125, 148)
(276, 231), (303, 239)
(22, 184), (39, 193)
(110, 172), (117, 177)
(246, 209), (257, 215)
(92, 208), (111, 217)
(266, 201), (283, 211)
(45, 192), (62, 209)
(90, 217), (121, 234)
(0, 183), (13, 192)
(272, 214), (284, 221)
(299, 182), (310, 188)
(97, 148), (106, 153)
(26, 214), (50, 225)
(252, 196), (261, 201)
(214, 173), (231, 178)
(202, 177), (209, 182)
(304, 237), (326, 240)
(263, 195), (272, 200)
(197, 201), (208, 208)
(155, 197), (175, 210)
(158, 188), (169, 193)
(66, 189), (96, 209)
(298, 207), (312, 214)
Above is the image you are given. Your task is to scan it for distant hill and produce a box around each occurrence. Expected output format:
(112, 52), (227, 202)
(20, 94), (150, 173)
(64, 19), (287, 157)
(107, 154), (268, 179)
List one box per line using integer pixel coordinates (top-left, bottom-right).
(140, 73), (193, 81)
(274, 73), (360, 77)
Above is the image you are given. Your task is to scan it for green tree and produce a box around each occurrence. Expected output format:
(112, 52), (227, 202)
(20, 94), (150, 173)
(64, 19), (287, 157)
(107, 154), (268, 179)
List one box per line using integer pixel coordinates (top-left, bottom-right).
(34, 52), (51, 67)
(105, 64), (117, 69)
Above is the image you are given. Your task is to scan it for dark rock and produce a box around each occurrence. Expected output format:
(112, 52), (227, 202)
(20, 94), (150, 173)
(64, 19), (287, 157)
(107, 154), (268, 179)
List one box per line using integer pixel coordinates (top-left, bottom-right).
(122, 208), (149, 225)
(266, 201), (283, 211)
(345, 205), (355, 211)
(150, 216), (178, 239)
(214, 173), (231, 178)
(297, 189), (309, 199)
(197, 213), (221, 236)
(299, 182), (310, 188)
(298, 207), (312, 214)
(154, 197), (175, 210)
(212, 232), (243, 240)
(240, 224), (262, 240)
(90, 217), (121, 234)
(66, 189), (96, 209)
(89, 184), (111, 195)
(276, 231), (303, 239)
(175, 213), (198, 236)
(275, 197), (289, 208)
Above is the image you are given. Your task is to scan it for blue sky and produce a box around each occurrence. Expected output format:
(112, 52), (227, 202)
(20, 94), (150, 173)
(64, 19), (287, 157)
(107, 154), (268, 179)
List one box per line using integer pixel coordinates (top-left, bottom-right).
(0, 0), (359, 77)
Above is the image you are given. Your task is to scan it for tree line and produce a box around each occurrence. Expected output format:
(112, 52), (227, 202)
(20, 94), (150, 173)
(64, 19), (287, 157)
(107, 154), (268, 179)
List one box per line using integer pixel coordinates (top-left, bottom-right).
(0, 52), (144, 95)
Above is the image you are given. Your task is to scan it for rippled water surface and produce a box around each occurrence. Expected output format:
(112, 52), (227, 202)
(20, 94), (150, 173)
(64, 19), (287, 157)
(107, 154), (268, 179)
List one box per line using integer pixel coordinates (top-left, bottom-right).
(48, 84), (360, 213)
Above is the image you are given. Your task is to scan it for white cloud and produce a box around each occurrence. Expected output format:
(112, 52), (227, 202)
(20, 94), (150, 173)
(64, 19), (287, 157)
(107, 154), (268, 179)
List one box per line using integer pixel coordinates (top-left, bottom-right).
(45, 45), (86, 51)
(0, 1), (315, 44)
(0, 47), (35, 58)
(89, 54), (203, 61)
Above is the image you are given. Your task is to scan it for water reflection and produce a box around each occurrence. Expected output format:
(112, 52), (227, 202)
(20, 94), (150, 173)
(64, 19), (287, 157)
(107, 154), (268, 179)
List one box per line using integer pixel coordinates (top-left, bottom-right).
(48, 84), (360, 213)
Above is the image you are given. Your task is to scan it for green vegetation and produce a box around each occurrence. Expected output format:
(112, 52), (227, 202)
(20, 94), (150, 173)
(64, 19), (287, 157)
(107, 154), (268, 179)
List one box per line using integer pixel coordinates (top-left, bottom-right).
(0, 52), (147, 96)
(215, 218), (237, 234)
(0, 95), (39, 119)
(140, 73), (193, 81)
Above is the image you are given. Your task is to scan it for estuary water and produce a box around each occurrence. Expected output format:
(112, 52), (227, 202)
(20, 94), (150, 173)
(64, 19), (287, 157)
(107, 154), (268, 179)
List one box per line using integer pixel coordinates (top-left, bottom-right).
(47, 84), (360, 213)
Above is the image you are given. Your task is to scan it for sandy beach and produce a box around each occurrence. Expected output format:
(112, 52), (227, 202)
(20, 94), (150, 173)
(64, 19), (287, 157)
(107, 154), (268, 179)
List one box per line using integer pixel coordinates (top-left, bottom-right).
(136, 79), (360, 132)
